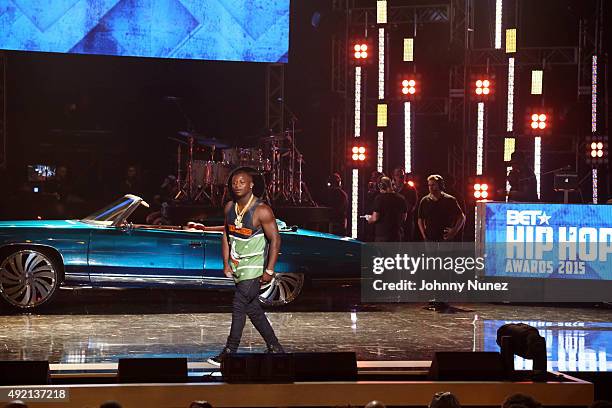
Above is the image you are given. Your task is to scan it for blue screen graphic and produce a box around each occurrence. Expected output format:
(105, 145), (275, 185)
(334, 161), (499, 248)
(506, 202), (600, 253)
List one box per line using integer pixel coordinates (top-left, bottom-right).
(0, 0), (289, 63)
(484, 320), (612, 372)
(483, 202), (612, 280)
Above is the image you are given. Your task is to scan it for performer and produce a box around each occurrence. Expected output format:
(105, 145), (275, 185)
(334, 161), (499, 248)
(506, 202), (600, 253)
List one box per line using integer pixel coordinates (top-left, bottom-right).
(417, 175), (465, 242)
(207, 167), (284, 366)
(366, 177), (407, 242)
(391, 168), (419, 241)
(507, 152), (538, 202)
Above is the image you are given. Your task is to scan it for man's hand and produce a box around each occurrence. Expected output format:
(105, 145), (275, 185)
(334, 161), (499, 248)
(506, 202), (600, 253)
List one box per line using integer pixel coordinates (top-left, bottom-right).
(223, 264), (233, 278)
(443, 227), (455, 240)
(260, 272), (274, 284)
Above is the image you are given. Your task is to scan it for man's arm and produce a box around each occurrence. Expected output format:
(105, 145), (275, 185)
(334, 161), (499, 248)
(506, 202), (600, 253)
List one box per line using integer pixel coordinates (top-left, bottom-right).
(221, 202), (233, 277)
(417, 218), (427, 241)
(368, 212), (380, 224)
(255, 204), (281, 277)
(443, 200), (466, 240)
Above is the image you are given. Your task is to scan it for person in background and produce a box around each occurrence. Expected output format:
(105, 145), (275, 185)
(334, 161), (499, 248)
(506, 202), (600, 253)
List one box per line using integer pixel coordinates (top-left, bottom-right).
(418, 175), (465, 242)
(507, 152), (538, 202)
(392, 167), (418, 241)
(366, 176), (407, 242)
(324, 172), (348, 236)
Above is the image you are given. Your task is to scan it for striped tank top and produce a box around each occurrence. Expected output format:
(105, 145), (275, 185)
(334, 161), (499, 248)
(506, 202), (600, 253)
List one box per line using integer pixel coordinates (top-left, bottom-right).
(226, 197), (268, 282)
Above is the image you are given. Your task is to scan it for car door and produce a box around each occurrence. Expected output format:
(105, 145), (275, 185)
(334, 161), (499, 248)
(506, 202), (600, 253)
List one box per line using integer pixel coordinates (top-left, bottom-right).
(88, 225), (204, 286)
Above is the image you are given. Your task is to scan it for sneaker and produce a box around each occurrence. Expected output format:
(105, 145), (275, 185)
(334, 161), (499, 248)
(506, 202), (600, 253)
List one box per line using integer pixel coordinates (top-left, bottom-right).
(207, 347), (232, 367)
(266, 343), (285, 353)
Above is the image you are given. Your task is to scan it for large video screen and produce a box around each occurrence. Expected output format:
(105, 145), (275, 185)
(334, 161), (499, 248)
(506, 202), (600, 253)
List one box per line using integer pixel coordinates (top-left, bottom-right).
(0, 0), (290, 63)
(481, 202), (612, 280)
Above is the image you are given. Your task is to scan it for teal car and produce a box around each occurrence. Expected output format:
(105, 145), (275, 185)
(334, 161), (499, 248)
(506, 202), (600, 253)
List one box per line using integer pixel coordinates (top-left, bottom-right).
(0, 195), (361, 311)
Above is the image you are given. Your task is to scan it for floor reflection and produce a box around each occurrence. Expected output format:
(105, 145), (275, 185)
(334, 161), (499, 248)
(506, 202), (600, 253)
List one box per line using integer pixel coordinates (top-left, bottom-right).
(1, 288), (611, 371)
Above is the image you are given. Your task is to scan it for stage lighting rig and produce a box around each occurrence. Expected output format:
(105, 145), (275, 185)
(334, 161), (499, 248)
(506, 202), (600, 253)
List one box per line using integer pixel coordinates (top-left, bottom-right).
(586, 135), (608, 165)
(398, 74), (421, 101)
(469, 177), (493, 201)
(471, 75), (495, 101)
(351, 39), (373, 65)
(350, 145), (368, 166)
(525, 109), (552, 136)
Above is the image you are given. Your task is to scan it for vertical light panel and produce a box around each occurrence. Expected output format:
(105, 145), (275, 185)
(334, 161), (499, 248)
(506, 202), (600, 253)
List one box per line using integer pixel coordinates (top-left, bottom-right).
(503, 137), (515, 162)
(377, 131), (384, 172)
(476, 102), (485, 175)
(377, 104), (387, 127)
(504, 137), (515, 201)
(592, 168), (598, 204)
(376, 0), (387, 24)
(351, 169), (359, 238)
(506, 166), (513, 201)
(534, 136), (542, 199)
(354, 66), (361, 137)
(495, 0), (503, 49)
(531, 70), (543, 95)
(378, 28), (385, 100)
(507, 57), (515, 131)
(592, 55), (598, 133)
(404, 101), (412, 173)
(403, 38), (414, 62)
(505, 28), (516, 53)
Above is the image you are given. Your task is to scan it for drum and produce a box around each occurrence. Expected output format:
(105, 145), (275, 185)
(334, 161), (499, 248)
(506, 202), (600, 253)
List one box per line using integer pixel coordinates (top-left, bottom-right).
(191, 160), (209, 186)
(213, 162), (233, 185)
(239, 148), (266, 169)
(222, 148), (240, 166)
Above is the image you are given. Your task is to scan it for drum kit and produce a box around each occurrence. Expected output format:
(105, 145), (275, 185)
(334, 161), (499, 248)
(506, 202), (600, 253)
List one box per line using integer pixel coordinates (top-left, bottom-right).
(169, 129), (310, 206)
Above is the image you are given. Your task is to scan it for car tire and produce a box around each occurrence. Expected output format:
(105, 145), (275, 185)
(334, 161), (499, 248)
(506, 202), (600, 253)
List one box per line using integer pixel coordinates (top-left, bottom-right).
(0, 247), (61, 311)
(259, 272), (304, 307)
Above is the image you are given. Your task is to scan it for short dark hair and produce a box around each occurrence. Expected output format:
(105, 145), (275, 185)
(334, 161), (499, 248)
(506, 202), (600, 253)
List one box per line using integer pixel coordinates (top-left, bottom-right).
(501, 393), (542, 408)
(379, 176), (392, 191)
(231, 170), (253, 183)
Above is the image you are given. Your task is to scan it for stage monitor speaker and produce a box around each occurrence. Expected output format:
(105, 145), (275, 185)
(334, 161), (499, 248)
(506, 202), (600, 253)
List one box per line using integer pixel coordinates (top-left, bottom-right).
(221, 352), (357, 383)
(221, 353), (294, 383)
(428, 352), (506, 381)
(117, 358), (188, 383)
(0, 361), (50, 385)
(293, 352), (357, 381)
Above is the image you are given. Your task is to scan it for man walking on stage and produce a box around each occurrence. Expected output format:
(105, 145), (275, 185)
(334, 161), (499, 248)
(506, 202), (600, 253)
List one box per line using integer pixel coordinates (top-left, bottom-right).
(417, 174), (465, 242)
(207, 168), (284, 366)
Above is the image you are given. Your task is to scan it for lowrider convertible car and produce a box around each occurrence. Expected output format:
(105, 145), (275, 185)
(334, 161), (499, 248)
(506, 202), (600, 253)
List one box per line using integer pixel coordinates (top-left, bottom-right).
(0, 195), (361, 311)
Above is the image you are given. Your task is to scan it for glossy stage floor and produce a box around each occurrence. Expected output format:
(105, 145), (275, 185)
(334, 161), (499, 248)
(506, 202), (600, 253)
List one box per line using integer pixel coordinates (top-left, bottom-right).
(1, 286), (612, 372)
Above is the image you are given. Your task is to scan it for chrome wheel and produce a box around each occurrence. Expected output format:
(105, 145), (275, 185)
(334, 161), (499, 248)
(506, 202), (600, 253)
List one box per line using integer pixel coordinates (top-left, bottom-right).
(0, 249), (58, 309)
(259, 272), (304, 306)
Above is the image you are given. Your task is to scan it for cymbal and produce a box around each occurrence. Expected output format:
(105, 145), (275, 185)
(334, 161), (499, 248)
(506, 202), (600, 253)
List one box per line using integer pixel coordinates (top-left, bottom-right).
(177, 131), (230, 148)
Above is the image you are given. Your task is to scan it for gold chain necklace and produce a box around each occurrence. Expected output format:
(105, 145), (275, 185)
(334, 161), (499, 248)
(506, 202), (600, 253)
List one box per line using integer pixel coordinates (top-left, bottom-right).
(234, 194), (255, 229)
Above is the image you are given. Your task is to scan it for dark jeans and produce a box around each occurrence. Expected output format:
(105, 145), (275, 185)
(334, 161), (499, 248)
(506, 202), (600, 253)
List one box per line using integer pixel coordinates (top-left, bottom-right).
(226, 277), (280, 351)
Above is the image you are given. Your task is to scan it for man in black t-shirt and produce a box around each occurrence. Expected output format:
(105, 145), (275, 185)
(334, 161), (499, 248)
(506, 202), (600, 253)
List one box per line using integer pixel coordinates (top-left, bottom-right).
(366, 177), (407, 242)
(417, 175), (465, 242)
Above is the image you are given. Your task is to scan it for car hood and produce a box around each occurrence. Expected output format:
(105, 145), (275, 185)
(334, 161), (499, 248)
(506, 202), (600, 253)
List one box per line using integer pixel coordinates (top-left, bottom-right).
(0, 220), (93, 229)
(287, 227), (361, 243)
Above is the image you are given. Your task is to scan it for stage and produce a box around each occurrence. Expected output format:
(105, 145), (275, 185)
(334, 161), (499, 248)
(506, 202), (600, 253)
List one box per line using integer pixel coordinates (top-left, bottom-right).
(1, 286), (611, 372)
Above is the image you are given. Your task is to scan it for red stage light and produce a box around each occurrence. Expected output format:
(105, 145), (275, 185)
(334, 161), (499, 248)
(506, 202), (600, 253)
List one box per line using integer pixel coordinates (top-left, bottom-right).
(471, 179), (493, 201)
(526, 110), (551, 135)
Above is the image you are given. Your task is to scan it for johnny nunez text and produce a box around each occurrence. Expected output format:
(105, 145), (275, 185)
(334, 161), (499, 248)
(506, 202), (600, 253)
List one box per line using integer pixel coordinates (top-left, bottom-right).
(372, 279), (509, 292)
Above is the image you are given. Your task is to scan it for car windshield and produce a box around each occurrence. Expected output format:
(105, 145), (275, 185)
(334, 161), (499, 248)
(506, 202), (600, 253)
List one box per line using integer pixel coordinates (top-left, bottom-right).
(81, 196), (137, 225)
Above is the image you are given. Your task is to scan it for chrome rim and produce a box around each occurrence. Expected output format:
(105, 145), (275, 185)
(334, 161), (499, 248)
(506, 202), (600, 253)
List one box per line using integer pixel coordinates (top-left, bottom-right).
(0, 250), (57, 309)
(259, 272), (304, 306)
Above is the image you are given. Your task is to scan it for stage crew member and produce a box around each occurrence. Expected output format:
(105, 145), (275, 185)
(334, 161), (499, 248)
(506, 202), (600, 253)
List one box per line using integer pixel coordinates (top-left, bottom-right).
(366, 176), (407, 242)
(507, 152), (538, 202)
(417, 175), (465, 242)
(207, 168), (284, 366)
(392, 167), (419, 241)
